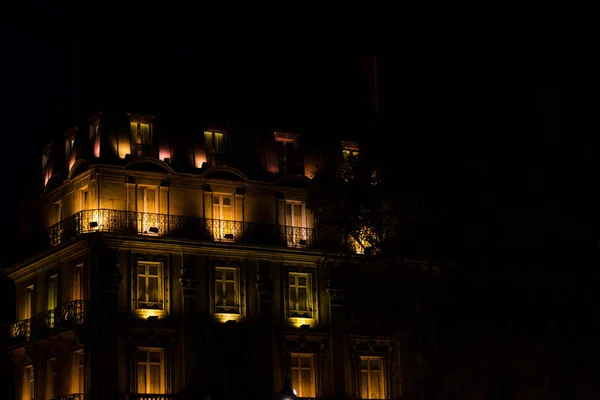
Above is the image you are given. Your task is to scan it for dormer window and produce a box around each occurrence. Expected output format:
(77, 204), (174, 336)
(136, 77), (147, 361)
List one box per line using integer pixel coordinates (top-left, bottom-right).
(204, 130), (226, 166)
(274, 132), (300, 173)
(129, 115), (154, 156)
(341, 141), (359, 168)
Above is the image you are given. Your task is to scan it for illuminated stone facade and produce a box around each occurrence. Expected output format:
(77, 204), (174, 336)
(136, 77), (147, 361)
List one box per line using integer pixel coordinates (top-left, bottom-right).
(5, 112), (404, 400)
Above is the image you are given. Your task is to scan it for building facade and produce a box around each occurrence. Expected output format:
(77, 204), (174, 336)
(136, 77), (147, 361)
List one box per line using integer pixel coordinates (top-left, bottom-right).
(5, 112), (406, 400)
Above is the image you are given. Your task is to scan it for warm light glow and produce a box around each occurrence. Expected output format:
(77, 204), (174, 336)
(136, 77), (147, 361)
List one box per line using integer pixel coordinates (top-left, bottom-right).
(214, 313), (242, 324)
(93, 132), (101, 158)
(159, 147), (171, 162)
(351, 226), (375, 254)
(68, 153), (76, 172)
(289, 318), (314, 328)
(194, 150), (207, 168)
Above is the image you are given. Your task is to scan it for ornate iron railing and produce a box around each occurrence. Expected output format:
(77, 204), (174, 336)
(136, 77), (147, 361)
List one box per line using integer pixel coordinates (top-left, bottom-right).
(126, 394), (178, 400)
(9, 301), (89, 344)
(51, 394), (86, 400)
(56, 300), (89, 324)
(30, 309), (55, 335)
(9, 319), (30, 340)
(46, 209), (352, 252)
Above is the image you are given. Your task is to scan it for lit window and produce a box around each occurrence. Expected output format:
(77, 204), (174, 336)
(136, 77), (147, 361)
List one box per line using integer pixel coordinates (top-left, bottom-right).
(136, 262), (164, 311)
(72, 350), (85, 394)
(341, 141), (360, 170)
(360, 356), (386, 399)
(47, 274), (58, 328)
(24, 365), (35, 400)
(284, 201), (307, 247)
(136, 348), (164, 394)
(212, 194), (234, 241)
(131, 122), (152, 145)
(215, 267), (240, 315)
(274, 132), (300, 173)
(204, 130), (226, 166)
(290, 353), (316, 397)
(137, 186), (159, 234)
(288, 272), (313, 319)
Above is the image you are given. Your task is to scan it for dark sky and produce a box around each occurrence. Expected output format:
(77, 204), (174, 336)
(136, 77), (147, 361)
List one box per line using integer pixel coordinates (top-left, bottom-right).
(1, 8), (598, 274)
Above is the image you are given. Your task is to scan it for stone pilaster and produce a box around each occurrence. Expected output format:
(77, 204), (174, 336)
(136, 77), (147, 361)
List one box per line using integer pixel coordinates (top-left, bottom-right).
(90, 245), (122, 400)
(179, 269), (200, 392)
(327, 280), (350, 399)
(255, 267), (276, 398)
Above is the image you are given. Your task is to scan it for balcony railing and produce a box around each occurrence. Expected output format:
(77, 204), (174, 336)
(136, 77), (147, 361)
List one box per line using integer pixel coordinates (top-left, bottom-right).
(47, 209), (351, 252)
(127, 394), (178, 400)
(8, 301), (89, 345)
(51, 394), (86, 400)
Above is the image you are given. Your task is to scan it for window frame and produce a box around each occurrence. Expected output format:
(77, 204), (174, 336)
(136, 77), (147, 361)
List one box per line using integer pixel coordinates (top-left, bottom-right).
(358, 356), (387, 399)
(210, 260), (245, 322)
(289, 352), (317, 398)
(284, 266), (318, 325)
(135, 347), (165, 395)
(131, 255), (170, 318)
(204, 130), (227, 166)
(214, 266), (241, 315)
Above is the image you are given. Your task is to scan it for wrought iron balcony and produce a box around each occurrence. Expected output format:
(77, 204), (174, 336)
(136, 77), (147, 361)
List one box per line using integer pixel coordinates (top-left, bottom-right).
(46, 209), (351, 252)
(9, 319), (30, 343)
(51, 394), (86, 400)
(8, 301), (88, 345)
(56, 300), (89, 325)
(126, 394), (178, 400)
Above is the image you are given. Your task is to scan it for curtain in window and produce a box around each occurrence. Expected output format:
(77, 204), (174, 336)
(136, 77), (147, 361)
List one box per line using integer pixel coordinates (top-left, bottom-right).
(137, 349), (163, 394)
(216, 268), (237, 308)
(290, 354), (315, 397)
(361, 358), (383, 399)
(131, 123), (139, 143)
(140, 124), (151, 144)
(214, 132), (224, 153)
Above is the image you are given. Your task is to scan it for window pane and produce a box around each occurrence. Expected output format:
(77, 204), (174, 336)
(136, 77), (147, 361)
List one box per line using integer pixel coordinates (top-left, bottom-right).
(222, 206), (232, 221)
(361, 370), (369, 399)
(137, 364), (147, 393)
(370, 370), (381, 398)
(213, 195), (220, 204)
(290, 369), (300, 394)
(289, 286), (297, 310)
(285, 204), (292, 224)
(300, 356), (311, 368)
(290, 356), (299, 368)
(298, 287), (308, 311)
(225, 270), (234, 281)
(130, 122), (138, 138)
(225, 281), (236, 306)
(205, 131), (213, 152)
(149, 364), (161, 393)
(146, 189), (156, 213)
(214, 132), (224, 153)
(138, 277), (146, 302)
(138, 265), (146, 275)
(148, 265), (158, 276)
(301, 369), (314, 397)
(289, 274), (295, 285)
(148, 276), (159, 303)
(297, 276), (306, 286)
(222, 196), (231, 206)
(293, 204), (302, 226)
(140, 124), (150, 144)
(149, 351), (161, 363)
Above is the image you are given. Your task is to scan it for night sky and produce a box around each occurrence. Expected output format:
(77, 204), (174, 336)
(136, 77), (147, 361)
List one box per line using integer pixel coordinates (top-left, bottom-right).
(1, 8), (598, 277)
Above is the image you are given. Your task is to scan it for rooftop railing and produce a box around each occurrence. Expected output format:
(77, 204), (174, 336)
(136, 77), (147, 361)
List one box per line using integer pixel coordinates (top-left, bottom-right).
(47, 209), (351, 252)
